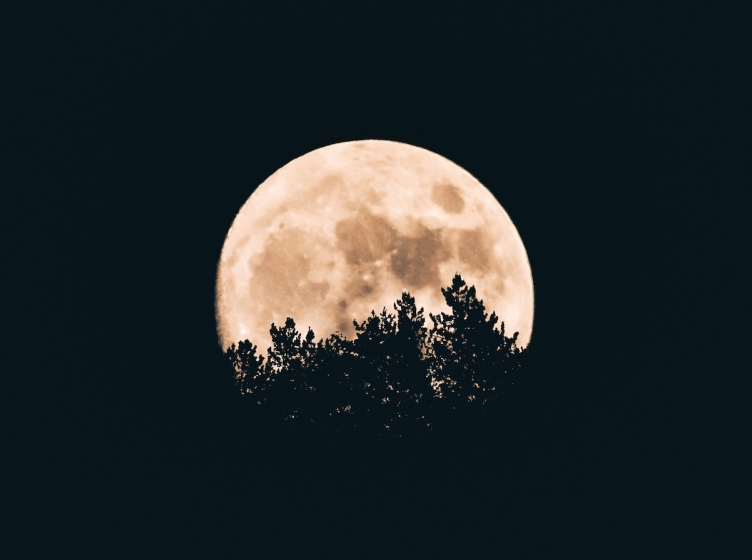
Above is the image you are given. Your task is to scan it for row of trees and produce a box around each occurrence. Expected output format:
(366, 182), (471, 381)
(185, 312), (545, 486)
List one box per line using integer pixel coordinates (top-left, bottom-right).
(225, 275), (527, 435)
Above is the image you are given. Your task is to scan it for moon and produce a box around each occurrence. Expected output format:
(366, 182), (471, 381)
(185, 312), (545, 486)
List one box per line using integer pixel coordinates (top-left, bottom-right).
(216, 140), (534, 354)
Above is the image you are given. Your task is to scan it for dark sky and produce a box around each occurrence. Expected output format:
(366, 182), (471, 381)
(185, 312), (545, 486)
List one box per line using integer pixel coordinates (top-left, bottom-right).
(6, 2), (747, 557)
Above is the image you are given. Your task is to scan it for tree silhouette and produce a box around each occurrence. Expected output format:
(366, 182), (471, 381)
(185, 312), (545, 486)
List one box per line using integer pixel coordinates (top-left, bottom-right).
(225, 340), (265, 402)
(225, 274), (527, 436)
(428, 274), (524, 416)
(388, 292), (433, 433)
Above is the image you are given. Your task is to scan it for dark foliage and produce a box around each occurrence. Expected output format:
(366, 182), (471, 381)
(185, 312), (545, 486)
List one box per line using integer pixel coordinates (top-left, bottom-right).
(225, 275), (527, 436)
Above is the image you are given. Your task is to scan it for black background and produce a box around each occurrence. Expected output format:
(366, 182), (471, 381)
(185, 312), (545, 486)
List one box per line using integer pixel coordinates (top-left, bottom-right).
(5, 2), (748, 558)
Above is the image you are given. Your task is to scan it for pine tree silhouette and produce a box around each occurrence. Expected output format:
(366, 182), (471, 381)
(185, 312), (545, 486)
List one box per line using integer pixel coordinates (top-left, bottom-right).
(389, 292), (433, 433)
(225, 340), (265, 402)
(224, 275), (527, 436)
(428, 274), (523, 415)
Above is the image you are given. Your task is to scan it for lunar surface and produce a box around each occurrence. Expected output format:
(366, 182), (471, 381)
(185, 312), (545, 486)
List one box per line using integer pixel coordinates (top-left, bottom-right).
(216, 140), (534, 354)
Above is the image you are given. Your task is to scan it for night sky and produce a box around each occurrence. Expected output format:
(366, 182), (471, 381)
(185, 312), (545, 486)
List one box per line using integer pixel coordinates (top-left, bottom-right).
(6, 3), (747, 558)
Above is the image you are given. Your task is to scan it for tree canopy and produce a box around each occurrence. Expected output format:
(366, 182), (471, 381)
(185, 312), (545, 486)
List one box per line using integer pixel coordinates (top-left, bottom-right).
(225, 275), (527, 436)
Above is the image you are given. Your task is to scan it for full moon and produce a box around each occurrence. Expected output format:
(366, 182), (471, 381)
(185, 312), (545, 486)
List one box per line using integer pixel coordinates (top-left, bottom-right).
(216, 140), (534, 353)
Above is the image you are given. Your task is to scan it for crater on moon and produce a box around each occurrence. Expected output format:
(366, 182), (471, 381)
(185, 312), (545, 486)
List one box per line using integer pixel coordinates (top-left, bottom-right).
(432, 182), (465, 214)
(216, 140), (534, 353)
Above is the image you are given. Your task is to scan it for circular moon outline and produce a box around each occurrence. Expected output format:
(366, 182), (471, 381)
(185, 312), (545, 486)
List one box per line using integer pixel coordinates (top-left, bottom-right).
(216, 140), (534, 353)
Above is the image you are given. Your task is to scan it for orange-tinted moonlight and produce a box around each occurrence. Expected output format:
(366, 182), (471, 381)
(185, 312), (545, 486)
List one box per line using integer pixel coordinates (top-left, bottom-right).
(216, 140), (534, 353)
